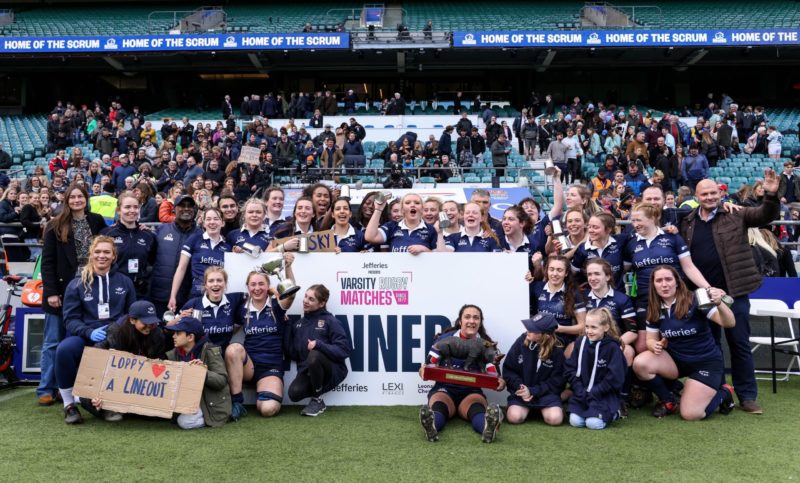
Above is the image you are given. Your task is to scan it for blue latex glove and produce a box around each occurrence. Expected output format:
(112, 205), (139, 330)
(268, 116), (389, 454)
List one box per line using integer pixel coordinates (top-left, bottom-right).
(90, 325), (108, 343)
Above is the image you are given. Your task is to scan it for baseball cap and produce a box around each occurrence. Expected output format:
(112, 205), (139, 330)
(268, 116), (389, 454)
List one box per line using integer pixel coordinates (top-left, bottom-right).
(718, 183), (728, 192)
(165, 317), (205, 337)
(521, 313), (557, 333)
(175, 195), (197, 207)
(129, 300), (160, 325)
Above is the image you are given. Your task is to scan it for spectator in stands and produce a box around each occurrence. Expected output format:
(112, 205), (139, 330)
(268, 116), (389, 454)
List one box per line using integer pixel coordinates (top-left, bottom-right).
(623, 163), (647, 198)
(0, 188), (28, 261)
(778, 161), (800, 205)
(20, 191), (51, 258)
(38, 183), (106, 407)
(520, 116), (538, 161)
(49, 150), (68, 174)
(767, 126), (783, 160)
(588, 169), (612, 201)
(0, 143), (10, 170)
(469, 127), (486, 166)
(513, 109), (528, 155)
(485, 116), (502, 146)
(680, 173), (780, 415)
(342, 131), (364, 158)
(563, 129), (582, 184)
(182, 155), (205, 186)
(108, 154), (135, 194)
(491, 133), (511, 178)
(386, 93), (405, 116)
(742, 180), (765, 207)
(681, 144), (709, 192)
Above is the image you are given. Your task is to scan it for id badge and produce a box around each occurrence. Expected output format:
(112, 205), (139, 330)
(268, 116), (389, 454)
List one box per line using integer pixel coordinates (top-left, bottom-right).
(128, 259), (139, 274)
(98, 303), (110, 320)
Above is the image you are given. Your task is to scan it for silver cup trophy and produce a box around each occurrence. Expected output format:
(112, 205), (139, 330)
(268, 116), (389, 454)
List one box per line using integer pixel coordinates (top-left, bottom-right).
(340, 184), (351, 200)
(191, 309), (204, 320)
(374, 191), (393, 204)
(544, 159), (557, 176)
(162, 310), (177, 325)
(438, 211), (451, 230)
(260, 258), (301, 300)
(241, 242), (262, 258)
(551, 220), (573, 254)
(695, 288), (715, 310)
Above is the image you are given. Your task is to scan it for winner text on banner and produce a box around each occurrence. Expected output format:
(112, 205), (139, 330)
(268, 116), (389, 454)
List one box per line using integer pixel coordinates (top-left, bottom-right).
(224, 252), (529, 405)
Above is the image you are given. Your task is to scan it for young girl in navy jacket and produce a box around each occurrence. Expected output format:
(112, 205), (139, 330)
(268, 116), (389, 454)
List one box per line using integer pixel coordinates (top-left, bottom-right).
(503, 313), (565, 426)
(565, 308), (626, 430)
(286, 285), (353, 417)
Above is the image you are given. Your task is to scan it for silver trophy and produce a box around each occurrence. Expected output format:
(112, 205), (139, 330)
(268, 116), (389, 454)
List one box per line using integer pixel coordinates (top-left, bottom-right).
(298, 236), (309, 253)
(260, 258), (301, 300)
(162, 310), (177, 325)
(551, 220), (573, 254)
(241, 242), (262, 258)
(438, 211), (451, 230)
(695, 288), (715, 310)
(544, 159), (557, 176)
(340, 184), (351, 200)
(374, 191), (393, 204)
(192, 309), (204, 320)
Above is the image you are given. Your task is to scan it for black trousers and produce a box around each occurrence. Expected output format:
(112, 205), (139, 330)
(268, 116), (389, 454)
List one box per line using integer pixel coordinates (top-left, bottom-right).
(288, 350), (334, 401)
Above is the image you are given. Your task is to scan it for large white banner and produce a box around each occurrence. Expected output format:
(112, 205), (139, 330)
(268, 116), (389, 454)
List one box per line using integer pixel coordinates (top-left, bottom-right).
(224, 252), (529, 405)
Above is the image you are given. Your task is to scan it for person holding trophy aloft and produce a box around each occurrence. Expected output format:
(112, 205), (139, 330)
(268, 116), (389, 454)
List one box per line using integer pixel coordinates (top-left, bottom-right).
(225, 252), (300, 420)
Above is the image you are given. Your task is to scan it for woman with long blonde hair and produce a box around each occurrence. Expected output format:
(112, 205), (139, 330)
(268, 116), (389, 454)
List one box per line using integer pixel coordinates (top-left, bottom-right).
(55, 235), (136, 424)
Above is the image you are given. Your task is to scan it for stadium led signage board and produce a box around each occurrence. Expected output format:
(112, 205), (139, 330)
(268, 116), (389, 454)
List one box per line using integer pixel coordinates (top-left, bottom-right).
(0, 32), (349, 53)
(453, 29), (800, 48)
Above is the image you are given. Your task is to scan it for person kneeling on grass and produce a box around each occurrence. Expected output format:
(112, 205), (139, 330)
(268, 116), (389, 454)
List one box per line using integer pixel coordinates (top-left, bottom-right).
(632, 265), (736, 420)
(565, 308), (626, 430)
(502, 313), (565, 426)
(225, 253), (298, 420)
(165, 316), (231, 429)
(286, 285), (352, 416)
(418, 304), (506, 443)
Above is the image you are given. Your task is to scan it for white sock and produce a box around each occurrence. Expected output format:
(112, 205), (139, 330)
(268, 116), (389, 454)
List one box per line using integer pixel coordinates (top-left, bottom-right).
(59, 388), (75, 407)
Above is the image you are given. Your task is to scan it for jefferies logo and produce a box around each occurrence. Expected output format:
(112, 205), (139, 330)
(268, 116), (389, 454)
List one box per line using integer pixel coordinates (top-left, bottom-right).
(330, 383), (368, 393)
(382, 382), (404, 396)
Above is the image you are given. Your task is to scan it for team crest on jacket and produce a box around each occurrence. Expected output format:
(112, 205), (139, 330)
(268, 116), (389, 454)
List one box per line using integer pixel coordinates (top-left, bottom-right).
(163, 233), (174, 241)
(318, 320), (325, 328)
(114, 237), (124, 244)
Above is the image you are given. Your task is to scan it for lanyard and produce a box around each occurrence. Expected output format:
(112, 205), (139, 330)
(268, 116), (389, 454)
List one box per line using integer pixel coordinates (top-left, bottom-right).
(97, 273), (110, 304)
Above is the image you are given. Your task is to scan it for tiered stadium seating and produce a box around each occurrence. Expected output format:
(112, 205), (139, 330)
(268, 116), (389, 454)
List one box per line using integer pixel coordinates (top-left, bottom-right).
(0, 4), (361, 36)
(403, 0), (800, 31)
(2, 1), (799, 36)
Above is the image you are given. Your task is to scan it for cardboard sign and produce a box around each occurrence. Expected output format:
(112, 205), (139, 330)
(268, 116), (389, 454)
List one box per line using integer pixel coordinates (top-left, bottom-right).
(73, 347), (206, 418)
(238, 145), (261, 166)
(271, 229), (337, 253)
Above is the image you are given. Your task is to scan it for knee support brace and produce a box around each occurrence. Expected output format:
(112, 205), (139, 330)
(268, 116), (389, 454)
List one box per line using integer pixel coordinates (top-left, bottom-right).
(257, 391), (283, 404)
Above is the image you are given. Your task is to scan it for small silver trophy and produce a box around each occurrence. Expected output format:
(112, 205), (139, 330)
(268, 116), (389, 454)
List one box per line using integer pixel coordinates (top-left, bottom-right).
(241, 242), (262, 258)
(544, 159), (557, 176)
(298, 236), (309, 253)
(374, 191), (393, 204)
(551, 220), (573, 254)
(340, 184), (351, 200)
(438, 211), (451, 230)
(695, 288), (715, 310)
(260, 258), (301, 300)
